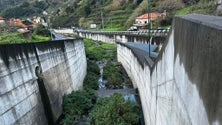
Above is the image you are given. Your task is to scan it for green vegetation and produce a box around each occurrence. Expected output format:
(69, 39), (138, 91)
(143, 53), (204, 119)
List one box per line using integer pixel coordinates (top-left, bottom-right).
(32, 34), (50, 41)
(176, 2), (214, 15)
(61, 59), (99, 124)
(33, 24), (51, 37)
(103, 63), (124, 89)
(1, 0), (219, 30)
(84, 38), (126, 89)
(0, 32), (29, 44)
(0, 23), (50, 44)
(88, 93), (140, 125)
(51, 0), (141, 30)
(0, 32), (50, 44)
(61, 37), (137, 125)
(83, 60), (100, 90)
(176, 6), (193, 15)
(1, 1), (48, 18)
(84, 39), (117, 61)
(62, 89), (97, 125)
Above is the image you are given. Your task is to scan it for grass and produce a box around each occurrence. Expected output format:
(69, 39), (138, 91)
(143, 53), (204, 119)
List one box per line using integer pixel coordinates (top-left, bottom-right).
(32, 34), (50, 42)
(176, 2), (215, 15)
(0, 32), (29, 44)
(176, 6), (192, 15)
(0, 31), (51, 45)
(84, 39), (117, 61)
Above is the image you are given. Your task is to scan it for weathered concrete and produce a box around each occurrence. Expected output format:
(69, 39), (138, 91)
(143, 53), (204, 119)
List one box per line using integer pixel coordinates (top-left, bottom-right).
(54, 29), (169, 45)
(117, 14), (222, 125)
(76, 30), (169, 45)
(0, 39), (87, 125)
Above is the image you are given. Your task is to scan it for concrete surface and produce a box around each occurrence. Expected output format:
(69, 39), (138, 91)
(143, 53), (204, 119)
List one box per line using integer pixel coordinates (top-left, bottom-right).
(0, 39), (87, 125)
(117, 14), (222, 125)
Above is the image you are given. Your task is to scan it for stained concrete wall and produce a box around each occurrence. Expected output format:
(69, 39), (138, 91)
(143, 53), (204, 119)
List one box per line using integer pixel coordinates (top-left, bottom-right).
(77, 30), (168, 45)
(117, 14), (222, 125)
(0, 39), (87, 125)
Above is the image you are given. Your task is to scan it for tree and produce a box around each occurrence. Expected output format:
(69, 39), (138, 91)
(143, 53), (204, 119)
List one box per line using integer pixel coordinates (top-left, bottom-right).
(33, 24), (50, 36)
(62, 89), (96, 125)
(88, 93), (140, 125)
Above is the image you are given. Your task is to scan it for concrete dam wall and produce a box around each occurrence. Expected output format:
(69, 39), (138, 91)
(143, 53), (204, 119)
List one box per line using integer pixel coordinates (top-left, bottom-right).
(0, 39), (87, 125)
(117, 14), (222, 125)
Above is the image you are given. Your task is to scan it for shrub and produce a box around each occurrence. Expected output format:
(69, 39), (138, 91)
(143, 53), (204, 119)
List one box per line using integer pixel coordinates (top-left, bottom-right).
(103, 63), (124, 89)
(158, 0), (184, 12)
(0, 32), (29, 44)
(88, 93), (140, 125)
(83, 72), (99, 90)
(62, 89), (96, 125)
(87, 60), (100, 74)
(33, 24), (50, 37)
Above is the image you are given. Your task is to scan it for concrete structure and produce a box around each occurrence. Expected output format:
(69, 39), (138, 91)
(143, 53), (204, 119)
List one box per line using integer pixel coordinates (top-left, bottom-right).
(0, 39), (87, 125)
(117, 14), (222, 125)
(74, 29), (169, 44)
(135, 12), (160, 29)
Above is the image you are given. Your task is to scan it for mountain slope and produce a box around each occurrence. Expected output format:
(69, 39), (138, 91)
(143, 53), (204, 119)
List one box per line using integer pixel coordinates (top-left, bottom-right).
(0, 0), (219, 30)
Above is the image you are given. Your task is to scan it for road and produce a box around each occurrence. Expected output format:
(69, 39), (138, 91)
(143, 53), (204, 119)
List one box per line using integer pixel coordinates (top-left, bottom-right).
(51, 32), (66, 40)
(124, 42), (159, 58)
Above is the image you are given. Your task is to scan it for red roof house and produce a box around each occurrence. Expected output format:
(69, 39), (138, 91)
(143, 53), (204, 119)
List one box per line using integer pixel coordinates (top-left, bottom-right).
(7, 18), (27, 28)
(135, 12), (160, 27)
(0, 16), (4, 20)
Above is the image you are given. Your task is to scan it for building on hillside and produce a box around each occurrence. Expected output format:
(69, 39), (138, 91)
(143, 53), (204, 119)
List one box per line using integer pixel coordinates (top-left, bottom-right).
(33, 16), (48, 27)
(7, 18), (27, 28)
(33, 16), (41, 23)
(134, 10), (167, 29)
(0, 16), (6, 25)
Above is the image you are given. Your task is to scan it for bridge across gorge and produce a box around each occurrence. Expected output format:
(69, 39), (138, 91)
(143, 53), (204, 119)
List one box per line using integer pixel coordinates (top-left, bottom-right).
(54, 28), (169, 45)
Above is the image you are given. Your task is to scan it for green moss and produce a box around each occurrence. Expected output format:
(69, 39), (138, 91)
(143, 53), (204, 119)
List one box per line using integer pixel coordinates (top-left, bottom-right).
(176, 6), (192, 15)
(32, 34), (50, 42)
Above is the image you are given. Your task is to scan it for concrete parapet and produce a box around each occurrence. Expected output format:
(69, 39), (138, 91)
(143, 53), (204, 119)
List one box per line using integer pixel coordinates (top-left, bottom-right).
(117, 14), (222, 125)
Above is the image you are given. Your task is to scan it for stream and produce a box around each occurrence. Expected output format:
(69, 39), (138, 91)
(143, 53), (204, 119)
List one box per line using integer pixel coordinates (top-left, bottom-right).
(96, 60), (145, 125)
(96, 60), (107, 89)
(96, 60), (136, 102)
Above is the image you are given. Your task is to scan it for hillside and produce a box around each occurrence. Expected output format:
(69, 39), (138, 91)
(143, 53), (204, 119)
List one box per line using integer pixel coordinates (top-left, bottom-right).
(0, 0), (221, 30)
(51, 0), (221, 30)
(50, 0), (144, 30)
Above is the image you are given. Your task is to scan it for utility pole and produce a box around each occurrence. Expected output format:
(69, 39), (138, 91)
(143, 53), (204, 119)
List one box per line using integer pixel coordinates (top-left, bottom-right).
(101, 11), (104, 30)
(110, 17), (112, 30)
(147, 0), (151, 57)
(48, 15), (53, 40)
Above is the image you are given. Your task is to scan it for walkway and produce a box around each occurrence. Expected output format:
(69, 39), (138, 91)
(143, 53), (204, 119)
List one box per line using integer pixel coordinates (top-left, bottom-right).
(118, 42), (159, 66)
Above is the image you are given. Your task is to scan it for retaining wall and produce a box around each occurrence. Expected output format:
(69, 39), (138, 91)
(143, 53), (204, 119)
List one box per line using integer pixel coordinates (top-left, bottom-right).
(0, 39), (87, 125)
(117, 14), (222, 125)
